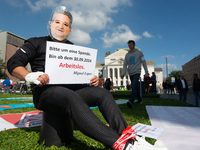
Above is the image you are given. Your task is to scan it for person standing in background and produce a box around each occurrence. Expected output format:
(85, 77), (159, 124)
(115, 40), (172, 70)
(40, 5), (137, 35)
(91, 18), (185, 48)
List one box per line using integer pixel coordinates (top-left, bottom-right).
(144, 74), (151, 94)
(176, 74), (188, 102)
(193, 74), (200, 107)
(162, 81), (167, 99)
(151, 72), (156, 94)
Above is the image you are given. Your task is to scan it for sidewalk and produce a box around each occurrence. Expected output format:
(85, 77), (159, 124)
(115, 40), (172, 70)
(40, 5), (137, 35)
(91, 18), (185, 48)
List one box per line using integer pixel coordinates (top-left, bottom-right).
(159, 91), (196, 106)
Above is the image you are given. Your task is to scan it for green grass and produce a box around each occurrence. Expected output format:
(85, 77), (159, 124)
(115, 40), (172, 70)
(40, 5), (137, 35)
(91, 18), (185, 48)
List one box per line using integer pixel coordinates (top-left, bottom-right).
(0, 92), (195, 150)
(111, 90), (159, 96)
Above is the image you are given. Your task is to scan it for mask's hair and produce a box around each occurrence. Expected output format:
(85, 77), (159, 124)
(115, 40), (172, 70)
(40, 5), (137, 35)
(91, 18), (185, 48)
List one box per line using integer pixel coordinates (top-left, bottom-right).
(51, 6), (72, 27)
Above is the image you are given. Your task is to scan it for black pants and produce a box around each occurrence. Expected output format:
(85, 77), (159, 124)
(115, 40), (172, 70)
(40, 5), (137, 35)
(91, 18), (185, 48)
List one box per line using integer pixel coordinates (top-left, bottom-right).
(33, 85), (128, 146)
(152, 82), (156, 93)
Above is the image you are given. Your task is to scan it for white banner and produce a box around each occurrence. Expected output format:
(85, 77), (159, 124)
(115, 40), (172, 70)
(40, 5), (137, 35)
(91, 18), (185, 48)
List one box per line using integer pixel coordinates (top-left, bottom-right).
(45, 41), (97, 84)
(146, 106), (200, 150)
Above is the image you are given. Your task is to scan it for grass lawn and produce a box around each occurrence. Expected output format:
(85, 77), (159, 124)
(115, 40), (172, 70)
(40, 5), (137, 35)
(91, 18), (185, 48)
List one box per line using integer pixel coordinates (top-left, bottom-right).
(0, 92), (195, 150)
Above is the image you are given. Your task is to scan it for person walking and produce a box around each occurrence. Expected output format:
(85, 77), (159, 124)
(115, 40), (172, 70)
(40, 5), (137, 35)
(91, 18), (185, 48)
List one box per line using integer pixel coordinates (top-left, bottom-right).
(170, 83), (175, 95)
(176, 74), (188, 102)
(166, 80), (170, 94)
(7, 6), (167, 150)
(122, 40), (149, 108)
(193, 74), (200, 107)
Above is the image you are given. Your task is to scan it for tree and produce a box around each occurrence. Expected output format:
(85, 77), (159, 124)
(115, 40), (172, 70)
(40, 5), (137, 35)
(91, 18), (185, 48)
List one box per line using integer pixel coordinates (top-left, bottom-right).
(0, 59), (7, 79)
(168, 70), (182, 80)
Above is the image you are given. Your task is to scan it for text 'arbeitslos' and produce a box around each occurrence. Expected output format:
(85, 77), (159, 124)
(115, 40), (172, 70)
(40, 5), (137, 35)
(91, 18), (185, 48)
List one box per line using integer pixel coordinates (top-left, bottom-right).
(59, 63), (85, 69)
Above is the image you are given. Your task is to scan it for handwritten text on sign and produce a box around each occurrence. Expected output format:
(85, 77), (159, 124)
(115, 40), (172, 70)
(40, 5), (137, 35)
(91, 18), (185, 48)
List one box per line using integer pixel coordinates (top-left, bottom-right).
(45, 41), (97, 84)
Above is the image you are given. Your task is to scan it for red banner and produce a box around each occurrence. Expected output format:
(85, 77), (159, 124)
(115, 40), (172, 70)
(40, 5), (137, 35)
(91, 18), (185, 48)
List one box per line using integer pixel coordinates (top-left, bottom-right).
(0, 110), (42, 132)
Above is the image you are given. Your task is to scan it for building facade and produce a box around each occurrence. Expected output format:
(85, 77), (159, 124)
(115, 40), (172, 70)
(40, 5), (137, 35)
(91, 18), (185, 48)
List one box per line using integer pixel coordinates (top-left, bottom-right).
(95, 48), (163, 88)
(0, 31), (28, 82)
(182, 54), (200, 87)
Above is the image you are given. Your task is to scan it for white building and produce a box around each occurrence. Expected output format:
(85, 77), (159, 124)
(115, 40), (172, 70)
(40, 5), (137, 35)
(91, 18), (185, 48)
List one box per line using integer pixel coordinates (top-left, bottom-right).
(95, 48), (163, 88)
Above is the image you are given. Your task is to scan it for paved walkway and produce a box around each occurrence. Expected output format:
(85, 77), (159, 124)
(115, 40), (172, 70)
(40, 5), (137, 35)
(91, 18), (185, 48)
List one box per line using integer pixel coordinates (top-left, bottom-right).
(159, 91), (197, 106)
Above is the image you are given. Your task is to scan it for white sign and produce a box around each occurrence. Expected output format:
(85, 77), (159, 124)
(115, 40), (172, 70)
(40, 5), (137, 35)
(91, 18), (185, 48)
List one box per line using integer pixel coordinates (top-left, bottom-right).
(45, 41), (97, 84)
(132, 123), (164, 139)
(171, 77), (175, 83)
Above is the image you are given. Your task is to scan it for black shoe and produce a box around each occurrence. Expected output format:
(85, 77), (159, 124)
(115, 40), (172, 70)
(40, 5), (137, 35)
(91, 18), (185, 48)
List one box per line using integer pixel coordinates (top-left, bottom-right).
(137, 101), (143, 105)
(127, 101), (133, 108)
(137, 99), (143, 104)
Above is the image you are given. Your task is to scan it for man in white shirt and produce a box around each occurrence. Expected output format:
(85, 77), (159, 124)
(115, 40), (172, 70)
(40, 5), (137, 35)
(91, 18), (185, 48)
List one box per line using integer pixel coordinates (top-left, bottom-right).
(176, 74), (188, 102)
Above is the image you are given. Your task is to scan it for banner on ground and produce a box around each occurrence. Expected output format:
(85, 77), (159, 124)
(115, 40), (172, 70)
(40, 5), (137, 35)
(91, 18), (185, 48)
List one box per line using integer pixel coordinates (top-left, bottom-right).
(0, 103), (34, 111)
(0, 110), (42, 132)
(146, 106), (200, 150)
(0, 97), (33, 101)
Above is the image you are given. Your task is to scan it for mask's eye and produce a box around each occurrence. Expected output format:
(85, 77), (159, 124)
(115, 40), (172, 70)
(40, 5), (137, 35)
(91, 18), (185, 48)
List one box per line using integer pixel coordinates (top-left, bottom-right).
(64, 23), (69, 27)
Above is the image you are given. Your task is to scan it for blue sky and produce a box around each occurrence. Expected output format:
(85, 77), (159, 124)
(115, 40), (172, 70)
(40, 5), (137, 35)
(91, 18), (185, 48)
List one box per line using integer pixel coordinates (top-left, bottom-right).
(0, 0), (200, 77)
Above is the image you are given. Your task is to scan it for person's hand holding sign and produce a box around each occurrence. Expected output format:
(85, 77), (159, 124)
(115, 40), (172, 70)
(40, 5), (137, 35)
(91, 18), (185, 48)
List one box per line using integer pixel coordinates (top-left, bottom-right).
(37, 74), (50, 86)
(90, 75), (99, 87)
(24, 71), (49, 86)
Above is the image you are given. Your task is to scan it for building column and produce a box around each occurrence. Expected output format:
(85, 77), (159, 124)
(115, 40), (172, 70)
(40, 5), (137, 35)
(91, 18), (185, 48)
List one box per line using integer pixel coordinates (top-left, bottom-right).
(123, 74), (126, 86)
(112, 68), (115, 86)
(108, 67), (110, 79)
(117, 68), (120, 86)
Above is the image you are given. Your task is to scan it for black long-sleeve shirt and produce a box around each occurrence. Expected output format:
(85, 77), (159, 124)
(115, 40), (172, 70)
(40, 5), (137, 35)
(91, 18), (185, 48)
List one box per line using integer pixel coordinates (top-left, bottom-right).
(193, 78), (200, 91)
(7, 36), (89, 109)
(7, 36), (88, 91)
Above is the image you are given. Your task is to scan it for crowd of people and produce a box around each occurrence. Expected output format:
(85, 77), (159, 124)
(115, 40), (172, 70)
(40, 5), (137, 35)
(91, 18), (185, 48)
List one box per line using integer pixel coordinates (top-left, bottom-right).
(162, 74), (200, 107)
(0, 77), (28, 94)
(99, 72), (200, 108)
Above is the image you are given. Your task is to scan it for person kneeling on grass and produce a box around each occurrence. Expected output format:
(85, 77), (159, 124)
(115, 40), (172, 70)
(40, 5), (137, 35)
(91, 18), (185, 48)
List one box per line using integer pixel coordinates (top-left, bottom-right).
(7, 6), (168, 150)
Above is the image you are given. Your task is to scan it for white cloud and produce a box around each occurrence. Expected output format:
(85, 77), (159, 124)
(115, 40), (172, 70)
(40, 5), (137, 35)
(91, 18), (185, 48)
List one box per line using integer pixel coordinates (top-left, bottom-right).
(143, 31), (154, 38)
(182, 54), (185, 58)
(72, 10), (113, 33)
(7, 0), (24, 7)
(101, 24), (142, 48)
(68, 29), (91, 45)
(24, 0), (132, 45)
(157, 34), (162, 39)
(160, 55), (175, 60)
(156, 64), (177, 70)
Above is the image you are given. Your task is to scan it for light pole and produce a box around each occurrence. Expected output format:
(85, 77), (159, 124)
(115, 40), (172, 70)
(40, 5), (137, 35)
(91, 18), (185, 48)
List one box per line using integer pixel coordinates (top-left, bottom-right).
(166, 57), (168, 78)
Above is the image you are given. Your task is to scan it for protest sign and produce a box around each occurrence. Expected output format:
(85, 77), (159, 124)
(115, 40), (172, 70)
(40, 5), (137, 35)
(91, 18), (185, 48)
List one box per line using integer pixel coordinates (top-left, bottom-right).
(132, 123), (164, 139)
(45, 41), (97, 84)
